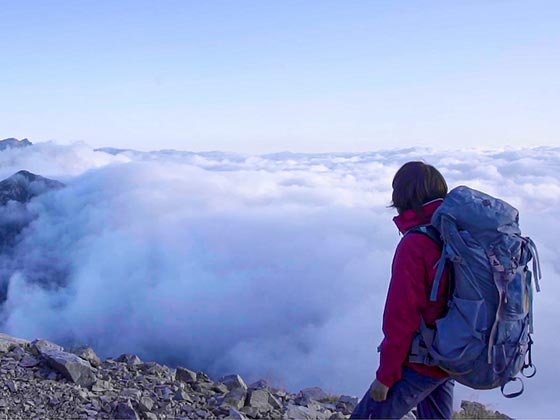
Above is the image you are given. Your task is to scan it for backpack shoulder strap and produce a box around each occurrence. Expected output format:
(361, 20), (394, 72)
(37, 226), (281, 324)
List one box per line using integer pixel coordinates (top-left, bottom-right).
(406, 225), (447, 302)
(406, 224), (443, 248)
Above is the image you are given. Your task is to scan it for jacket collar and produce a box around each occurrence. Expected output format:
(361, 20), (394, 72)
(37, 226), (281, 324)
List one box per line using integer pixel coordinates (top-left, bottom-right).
(393, 199), (444, 234)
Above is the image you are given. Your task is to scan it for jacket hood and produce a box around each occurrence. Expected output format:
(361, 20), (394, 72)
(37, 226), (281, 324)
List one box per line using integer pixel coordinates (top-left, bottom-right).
(393, 199), (444, 234)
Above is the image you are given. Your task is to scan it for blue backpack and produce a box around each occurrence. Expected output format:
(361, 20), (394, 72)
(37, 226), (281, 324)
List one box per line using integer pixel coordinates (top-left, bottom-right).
(408, 186), (541, 398)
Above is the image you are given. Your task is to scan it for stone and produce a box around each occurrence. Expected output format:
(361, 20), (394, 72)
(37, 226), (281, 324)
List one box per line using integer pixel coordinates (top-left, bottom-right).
(7, 346), (26, 360)
(144, 413), (158, 420)
(70, 346), (102, 368)
(31, 339), (64, 355)
(6, 380), (17, 392)
(219, 374), (248, 391)
(248, 379), (271, 390)
(19, 354), (41, 368)
(213, 383), (229, 394)
(268, 393), (283, 409)
(156, 385), (174, 401)
(246, 389), (273, 412)
(47, 371), (59, 381)
(240, 406), (260, 417)
(91, 380), (112, 392)
(121, 388), (142, 400)
(228, 408), (248, 420)
(0, 333), (29, 353)
(116, 353), (143, 365)
(40, 347), (96, 388)
(175, 366), (197, 383)
(112, 400), (140, 420)
(328, 411), (347, 420)
(174, 390), (192, 402)
(221, 388), (247, 411)
(298, 386), (331, 402)
(337, 395), (358, 405)
(138, 396), (155, 412)
(283, 404), (324, 420)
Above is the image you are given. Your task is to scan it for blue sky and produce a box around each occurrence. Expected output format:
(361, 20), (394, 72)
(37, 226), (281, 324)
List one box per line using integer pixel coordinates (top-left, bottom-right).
(1, 0), (558, 152)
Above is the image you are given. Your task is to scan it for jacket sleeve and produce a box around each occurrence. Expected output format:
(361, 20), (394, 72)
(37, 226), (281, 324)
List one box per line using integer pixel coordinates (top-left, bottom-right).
(376, 234), (430, 388)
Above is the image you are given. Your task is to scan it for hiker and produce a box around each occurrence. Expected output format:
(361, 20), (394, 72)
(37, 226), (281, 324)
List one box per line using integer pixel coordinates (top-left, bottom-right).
(351, 161), (454, 420)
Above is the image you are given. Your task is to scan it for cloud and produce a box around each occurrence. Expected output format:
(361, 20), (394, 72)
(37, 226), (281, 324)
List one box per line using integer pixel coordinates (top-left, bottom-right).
(0, 143), (558, 418)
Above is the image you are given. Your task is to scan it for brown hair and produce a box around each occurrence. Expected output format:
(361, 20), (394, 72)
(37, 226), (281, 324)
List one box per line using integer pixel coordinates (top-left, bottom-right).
(390, 161), (448, 216)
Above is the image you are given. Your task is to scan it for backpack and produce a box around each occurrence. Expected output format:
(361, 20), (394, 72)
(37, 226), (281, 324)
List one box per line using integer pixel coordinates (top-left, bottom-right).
(407, 186), (542, 398)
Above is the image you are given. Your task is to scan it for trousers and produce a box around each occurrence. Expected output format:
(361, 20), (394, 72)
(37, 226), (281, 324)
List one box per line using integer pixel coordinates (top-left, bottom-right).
(350, 367), (454, 419)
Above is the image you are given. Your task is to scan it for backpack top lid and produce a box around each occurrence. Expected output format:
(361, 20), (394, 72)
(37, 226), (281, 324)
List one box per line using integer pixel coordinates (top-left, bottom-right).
(432, 185), (521, 235)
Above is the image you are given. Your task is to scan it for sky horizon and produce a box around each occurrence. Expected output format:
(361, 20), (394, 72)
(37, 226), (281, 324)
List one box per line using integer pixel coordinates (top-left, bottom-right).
(1, 1), (559, 153)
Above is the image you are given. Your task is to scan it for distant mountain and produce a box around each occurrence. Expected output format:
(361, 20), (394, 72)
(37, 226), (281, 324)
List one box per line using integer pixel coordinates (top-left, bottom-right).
(0, 138), (33, 150)
(0, 170), (66, 302)
(94, 147), (135, 155)
(0, 170), (65, 206)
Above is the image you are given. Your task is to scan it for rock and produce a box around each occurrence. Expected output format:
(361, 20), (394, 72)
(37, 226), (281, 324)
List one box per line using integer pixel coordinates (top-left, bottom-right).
(228, 408), (249, 420)
(240, 406), (261, 418)
(116, 353), (143, 365)
(144, 362), (175, 380)
(336, 395), (358, 415)
(213, 383), (229, 394)
(120, 388), (142, 400)
(7, 346), (26, 361)
(297, 386), (331, 403)
(155, 385), (173, 401)
(249, 379), (271, 390)
(455, 400), (513, 420)
(328, 412), (347, 420)
(112, 400), (140, 420)
(197, 372), (212, 382)
(138, 396), (155, 412)
(219, 374), (248, 391)
(283, 404), (325, 420)
(0, 334), (29, 353)
(19, 354), (41, 368)
(91, 380), (112, 392)
(144, 413), (158, 420)
(269, 393), (283, 410)
(174, 390), (192, 402)
(6, 380), (17, 393)
(70, 346), (101, 368)
(40, 347), (96, 388)
(221, 388), (247, 410)
(246, 389), (273, 412)
(175, 366), (197, 383)
(31, 339), (64, 355)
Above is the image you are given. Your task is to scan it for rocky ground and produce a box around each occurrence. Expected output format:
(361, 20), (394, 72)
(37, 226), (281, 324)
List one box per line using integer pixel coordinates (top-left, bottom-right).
(0, 333), (512, 419)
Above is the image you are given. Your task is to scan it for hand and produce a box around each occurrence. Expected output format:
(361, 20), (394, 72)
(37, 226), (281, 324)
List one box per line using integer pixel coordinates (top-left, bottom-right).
(369, 379), (389, 402)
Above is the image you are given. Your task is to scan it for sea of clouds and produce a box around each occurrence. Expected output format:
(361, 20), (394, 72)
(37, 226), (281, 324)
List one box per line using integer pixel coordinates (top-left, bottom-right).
(0, 142), (558, 418)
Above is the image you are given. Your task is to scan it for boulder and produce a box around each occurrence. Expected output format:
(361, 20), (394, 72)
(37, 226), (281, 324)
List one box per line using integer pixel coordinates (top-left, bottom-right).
(297, 386), (331, 403)
(176, 366), (197, 383)
(220, 374), (248, 391)
(39, 347), (96, 388)
(112, 400), (140, 420)
(221, 388), (247, 410)
(69, 346), (101, 368)
(283, 404), (325, 420)
(116, 353), (142, 365)
(246, 389), (274, 412)
(0, 334), (29, 353)
(228, 408), (249, 420)
(19, 354), (41, 368)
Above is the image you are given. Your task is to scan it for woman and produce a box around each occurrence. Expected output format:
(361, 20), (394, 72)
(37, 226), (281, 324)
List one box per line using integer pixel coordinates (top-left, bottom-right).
(351, 161), (454, 419)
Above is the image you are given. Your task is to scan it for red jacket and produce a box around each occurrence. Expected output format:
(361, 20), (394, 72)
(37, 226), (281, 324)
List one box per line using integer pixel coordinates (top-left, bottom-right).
(376, 199), (450, 388)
